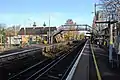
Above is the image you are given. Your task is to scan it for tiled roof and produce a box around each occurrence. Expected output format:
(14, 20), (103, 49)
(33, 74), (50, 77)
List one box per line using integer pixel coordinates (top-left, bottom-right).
(18, 27), (57, 35)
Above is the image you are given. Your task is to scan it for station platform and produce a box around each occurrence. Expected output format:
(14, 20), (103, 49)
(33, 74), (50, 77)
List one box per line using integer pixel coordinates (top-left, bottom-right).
(67, 40), (120, 80)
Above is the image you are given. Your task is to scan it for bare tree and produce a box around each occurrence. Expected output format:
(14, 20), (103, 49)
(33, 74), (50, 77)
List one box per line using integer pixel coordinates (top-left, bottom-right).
(100, 0), (120, 21)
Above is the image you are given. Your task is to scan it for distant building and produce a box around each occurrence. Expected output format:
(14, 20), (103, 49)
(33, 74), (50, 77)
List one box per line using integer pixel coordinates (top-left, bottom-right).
(7, 35), (21, 46)
(18, 27), (57, 44)
(5, 25), (21, 46)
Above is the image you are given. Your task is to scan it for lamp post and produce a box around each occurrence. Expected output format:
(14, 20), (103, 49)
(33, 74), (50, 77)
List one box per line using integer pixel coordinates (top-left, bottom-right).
(24, 20), (26, 35)
(33, 22), (36, 44)
(43, 22), (46, 43)
(1, 33), (2, 51)
(27, 19), (33, 45)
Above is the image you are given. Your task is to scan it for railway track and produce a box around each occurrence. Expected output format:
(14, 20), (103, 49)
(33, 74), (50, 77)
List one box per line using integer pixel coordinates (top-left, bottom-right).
(0, 48), (44, 80)
(0, 48), (41, 63)
(8, 40), (86, 80)
(33, 41), (85, 80)
(6, 51), (45, 76)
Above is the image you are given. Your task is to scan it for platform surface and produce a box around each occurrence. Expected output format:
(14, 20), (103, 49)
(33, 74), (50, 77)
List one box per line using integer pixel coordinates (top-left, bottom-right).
(71, 40), (120, 80)
(71, 42), (90, 80)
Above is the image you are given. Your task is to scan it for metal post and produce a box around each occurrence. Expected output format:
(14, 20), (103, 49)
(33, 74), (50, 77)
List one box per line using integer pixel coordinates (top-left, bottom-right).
(49, 15), (51, 44)
(51, 35), (53, 44)
(95, 3), (97, 17)
(3, 30), (5, 49)
(10, 35), (11, 48)
(24, 27), (26, 35)
(14, 26), (16, 36)
(109, 22), (113, 62)
(116, 23), (120, 67)
(1, 34), (2, 51)
(36, 36), (37, 44)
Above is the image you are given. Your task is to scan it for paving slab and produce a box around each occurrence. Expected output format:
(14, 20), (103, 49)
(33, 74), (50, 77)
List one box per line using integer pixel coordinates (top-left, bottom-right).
(92, 44), (120, 80)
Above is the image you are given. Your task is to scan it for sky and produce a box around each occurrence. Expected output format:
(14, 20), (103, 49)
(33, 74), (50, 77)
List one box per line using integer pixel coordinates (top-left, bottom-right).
(0, 0), (98, 27)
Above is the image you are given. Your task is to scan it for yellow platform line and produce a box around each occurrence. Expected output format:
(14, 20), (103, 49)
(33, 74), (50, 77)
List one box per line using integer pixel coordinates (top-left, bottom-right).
(90, 42), (102, 80)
